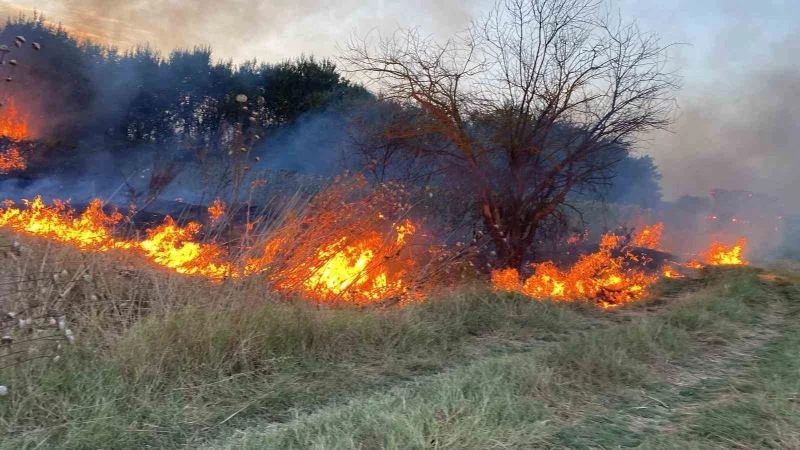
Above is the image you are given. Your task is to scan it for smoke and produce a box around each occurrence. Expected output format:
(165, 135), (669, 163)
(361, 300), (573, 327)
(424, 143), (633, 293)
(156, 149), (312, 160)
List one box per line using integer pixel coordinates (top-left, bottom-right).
(2, 0), (480, 61)
(649, 33), (800, 210)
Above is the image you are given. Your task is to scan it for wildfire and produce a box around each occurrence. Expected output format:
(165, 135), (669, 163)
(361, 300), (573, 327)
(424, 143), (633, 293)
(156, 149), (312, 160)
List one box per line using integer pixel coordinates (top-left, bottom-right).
(662, 265), (684, 279)
(138, 217), (234, 278)
(208, 198), (225, 223)
(705, 238), (747, 266)
(0, 196), (233, 279)
(274, 220), (417, 304)
(0, 98), (29, 141)
(0, 187), (752, 309)
(0, 196), (123, 249)
(492, 234), (657, 307)
(0, 177), (421, 305)
(632, 222), (663, 249)
(0, 147), (27, 173)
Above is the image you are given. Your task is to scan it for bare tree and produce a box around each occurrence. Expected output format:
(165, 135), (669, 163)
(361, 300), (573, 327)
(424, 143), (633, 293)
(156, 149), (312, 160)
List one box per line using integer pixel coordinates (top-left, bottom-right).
(343, 0), (678, 268)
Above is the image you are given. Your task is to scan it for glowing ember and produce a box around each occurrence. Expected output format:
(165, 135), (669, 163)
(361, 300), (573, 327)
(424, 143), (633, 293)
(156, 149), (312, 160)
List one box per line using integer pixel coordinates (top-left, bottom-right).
(0, 98), (29, 141)
(662, 265), (684, 279)
(705, 238), (747, 266)
(492, 233), (657, 307)
(0, 147), (26, 173)
(686, 260), (704, 269)
(208, 198), (225, 223)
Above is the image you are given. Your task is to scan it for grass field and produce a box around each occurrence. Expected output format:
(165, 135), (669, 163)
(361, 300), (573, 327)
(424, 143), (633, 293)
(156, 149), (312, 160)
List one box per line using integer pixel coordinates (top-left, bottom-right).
(1, 237), (799, 449)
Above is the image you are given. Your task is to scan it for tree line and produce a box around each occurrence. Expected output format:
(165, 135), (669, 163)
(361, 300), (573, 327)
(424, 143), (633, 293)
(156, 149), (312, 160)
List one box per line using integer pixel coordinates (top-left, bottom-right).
(0, 1), (672, 269)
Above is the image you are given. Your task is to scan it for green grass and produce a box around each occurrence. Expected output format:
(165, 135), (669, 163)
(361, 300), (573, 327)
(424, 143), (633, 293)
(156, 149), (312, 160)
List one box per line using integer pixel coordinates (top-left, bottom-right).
(2, 266), (799, 449)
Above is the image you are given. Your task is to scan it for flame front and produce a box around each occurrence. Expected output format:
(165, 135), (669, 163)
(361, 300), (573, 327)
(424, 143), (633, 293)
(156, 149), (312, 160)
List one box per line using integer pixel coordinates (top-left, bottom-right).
(0, 196), (234, 279)
(492, 233), (657, 307)
(0, 192), (753, 309)
(0, 189), (419, 304)
(0, 196), (122, 249)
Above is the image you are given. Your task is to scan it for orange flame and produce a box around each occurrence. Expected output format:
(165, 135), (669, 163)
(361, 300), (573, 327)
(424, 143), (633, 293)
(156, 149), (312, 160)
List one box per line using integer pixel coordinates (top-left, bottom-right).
(138, 217), (234, 278)
(686, 260), (704, 269)
(0, 98), (29, 141)
(662, 265), (684, 279)
(208, 198), (225, 223)
(632, 222), (663, 250)
(0, 196), (123, 249)
(273, 220), (416, 303)
(0, 196), (233, 279)
(705, 238), (747, 266)
(492, 233), (657, 307)
(0, 180), (421, 305)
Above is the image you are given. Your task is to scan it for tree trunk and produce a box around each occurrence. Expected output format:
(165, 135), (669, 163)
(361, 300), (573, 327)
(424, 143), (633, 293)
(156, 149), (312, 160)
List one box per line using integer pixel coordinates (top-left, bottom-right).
(480, 197), (537, 271)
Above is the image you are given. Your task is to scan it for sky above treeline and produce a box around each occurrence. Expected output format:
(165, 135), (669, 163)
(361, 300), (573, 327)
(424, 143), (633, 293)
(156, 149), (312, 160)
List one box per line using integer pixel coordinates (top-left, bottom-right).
(1, 0), (799, 205)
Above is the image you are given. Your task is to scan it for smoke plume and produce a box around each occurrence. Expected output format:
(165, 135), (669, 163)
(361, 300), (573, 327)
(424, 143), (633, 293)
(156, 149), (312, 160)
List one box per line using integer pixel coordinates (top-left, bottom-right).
(650, 34), (800, 209)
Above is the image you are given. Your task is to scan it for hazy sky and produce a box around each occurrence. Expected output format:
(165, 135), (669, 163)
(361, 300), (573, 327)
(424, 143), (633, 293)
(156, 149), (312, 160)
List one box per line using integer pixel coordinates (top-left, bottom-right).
(1, 0), (799, 204)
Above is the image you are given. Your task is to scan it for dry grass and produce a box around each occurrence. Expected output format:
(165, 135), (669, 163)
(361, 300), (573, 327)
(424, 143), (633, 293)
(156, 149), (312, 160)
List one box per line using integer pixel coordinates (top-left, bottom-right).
(0, 231), (798, 449)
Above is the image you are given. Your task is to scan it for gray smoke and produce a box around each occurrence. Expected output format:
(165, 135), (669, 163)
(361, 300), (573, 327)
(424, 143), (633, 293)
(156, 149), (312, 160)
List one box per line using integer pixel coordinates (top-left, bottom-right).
(649, 32), (800, 210)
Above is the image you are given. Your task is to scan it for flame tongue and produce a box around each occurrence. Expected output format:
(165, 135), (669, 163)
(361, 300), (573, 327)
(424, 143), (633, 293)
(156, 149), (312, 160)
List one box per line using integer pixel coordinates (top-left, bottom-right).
(267, 219), (417, 304)
(632, 223), (663, 249)
(208, 198), (225, 223)
(705, 238), (747, 266)
(139, 217), (233, 278)
(0, 98), (29, 141)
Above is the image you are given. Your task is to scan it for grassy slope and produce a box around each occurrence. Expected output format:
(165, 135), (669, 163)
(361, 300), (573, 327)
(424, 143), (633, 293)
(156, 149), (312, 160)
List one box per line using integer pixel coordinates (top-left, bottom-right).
(2, 264), (799, 449)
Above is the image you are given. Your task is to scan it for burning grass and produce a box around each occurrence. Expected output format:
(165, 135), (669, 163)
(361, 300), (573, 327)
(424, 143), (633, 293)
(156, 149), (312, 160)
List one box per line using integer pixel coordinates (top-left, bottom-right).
(491, 228), (664, 307)
(706, 238), (748, 265)
(0, 184), (754, 309)
(0, 176), (427, 305)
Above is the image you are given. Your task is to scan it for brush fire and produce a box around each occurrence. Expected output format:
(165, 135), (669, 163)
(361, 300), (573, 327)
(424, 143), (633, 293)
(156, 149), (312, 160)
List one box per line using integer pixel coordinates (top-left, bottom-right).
(0, 98), (29, 173)
(0, 187), (750, 308)
(0, 21), (764, 311)
(0, 177), (425, 305)
(0, 101), (753, 307)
